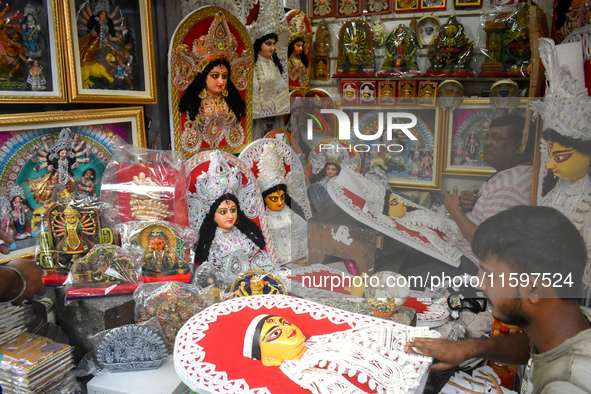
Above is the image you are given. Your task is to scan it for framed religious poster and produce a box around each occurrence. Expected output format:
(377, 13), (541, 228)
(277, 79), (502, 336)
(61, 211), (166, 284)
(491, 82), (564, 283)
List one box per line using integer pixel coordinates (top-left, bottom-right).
(443, 98), (527, 176)
(0, 0), (67, 103)
(0, 107), (145, 263)
(62, 0), (157, 103)
(350, 107), (443, 190)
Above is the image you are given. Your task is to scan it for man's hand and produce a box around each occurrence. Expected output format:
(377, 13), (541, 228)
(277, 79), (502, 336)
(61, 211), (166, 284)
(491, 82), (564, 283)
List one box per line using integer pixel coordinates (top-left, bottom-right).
(405, 337), (474, 371)
(459, 189), (479, 213)
(0, 259), (45, 305)
(443, 186), (462, 217)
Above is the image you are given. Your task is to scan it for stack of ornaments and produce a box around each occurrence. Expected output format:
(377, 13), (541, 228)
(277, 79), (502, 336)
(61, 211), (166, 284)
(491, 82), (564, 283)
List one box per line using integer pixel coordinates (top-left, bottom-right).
(0, 303), (27, 345)
(0, 302), (76, 393)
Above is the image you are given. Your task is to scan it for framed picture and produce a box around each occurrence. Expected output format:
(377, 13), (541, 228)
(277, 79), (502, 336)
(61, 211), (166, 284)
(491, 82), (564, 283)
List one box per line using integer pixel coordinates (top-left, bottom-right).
(341, 81), (359, 105)
(62, 0), (157, 103)
(0, 0), (67, 103)
(352, 107), (443, 190)
(0, 107), (146, 263)
(418, 81), (438, 107)
(398, 81), (416, 105)
(421, 0), (446, 11)
(394, 0), (419, 12)
(443, 98), (527, 176)
(335, 0), (360, 17)
(308, 0), (333, 18)
(362, 0), (391, 15)
(378, 81), (396, 104)
(454, 0), (481, 7)
(358, 81), (376, 105)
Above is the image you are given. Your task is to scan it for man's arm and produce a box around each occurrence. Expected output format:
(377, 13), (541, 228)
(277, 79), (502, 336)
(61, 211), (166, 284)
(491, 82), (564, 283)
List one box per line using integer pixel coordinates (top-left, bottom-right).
(405, 333), (531, 371)
(444, 186), (478, 243)
(0, 259), (46, 305)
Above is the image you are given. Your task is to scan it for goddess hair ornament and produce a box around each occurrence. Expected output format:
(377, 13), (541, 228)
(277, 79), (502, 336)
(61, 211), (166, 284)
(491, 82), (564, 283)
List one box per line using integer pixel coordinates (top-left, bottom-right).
(243, 314), (273, 360)
(530, 38), (591, 141)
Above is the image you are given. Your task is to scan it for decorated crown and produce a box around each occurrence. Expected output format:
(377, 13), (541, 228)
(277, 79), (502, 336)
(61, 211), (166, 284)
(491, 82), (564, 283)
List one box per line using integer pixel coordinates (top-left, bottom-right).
(309, 139), (360, 176)
(530, 38), (591, 141)
(248, 0), (288, 48)
(48, 128), (76, 161)
(420, 84), (435, 96)
(172, 11), (252, 92)
(129, 172), (169, 221)
(256, 142), (286, 192)
(6, 185), (25, 201)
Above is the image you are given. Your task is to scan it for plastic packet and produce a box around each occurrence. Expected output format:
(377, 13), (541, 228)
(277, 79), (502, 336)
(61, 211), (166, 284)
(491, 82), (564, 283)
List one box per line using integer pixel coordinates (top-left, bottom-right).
(425, 15), (475, 76)
(100, 143), (189, 226)
(378, 24), (421, 78)
(479, 3), (531, 77)
(118, 220), (197, 284)
(35, 196), (117, 286)
(88, 317), (167, 374)
(194, 262), (232, 302)
(134, 282), (207, 351)
(63, 244), (144, 300)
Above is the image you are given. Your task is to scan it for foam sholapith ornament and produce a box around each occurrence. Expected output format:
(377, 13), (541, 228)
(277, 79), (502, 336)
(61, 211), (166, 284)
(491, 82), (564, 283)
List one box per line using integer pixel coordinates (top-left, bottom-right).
(186, 150), (279, 275)
(239, 139), (312, 264)
(174, 295), (438, 394)
(169, 7), (253, 157)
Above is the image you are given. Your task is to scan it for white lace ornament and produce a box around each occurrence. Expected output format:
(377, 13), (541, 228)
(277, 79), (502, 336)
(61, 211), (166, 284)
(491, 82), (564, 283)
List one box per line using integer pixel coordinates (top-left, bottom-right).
(265, 207), (308, 264)
(175, 295), (437, 394)
(280, 325), (433, 394)
(253, 57), (290, 118)
(207, 227), (275, 275)
(530, 38), (591, 141)
(540, 177), (591, 286)
(328, 169), (462, 266)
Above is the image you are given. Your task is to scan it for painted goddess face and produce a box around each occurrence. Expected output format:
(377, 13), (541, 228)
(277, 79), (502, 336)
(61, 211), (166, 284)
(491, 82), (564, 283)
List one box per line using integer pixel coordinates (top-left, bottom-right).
(546, 140), (591, 181)
(205, 65), (229, 96)
(259, 38), (276, 59)
(259, 316), (307, 366)
(214, 199), (237, 232)
(264, 190), (285, 212)
(149, 234), (166, 252)
(388, 195), (407, 219)
(293, 41), (304, 56)
(325, 164), (338, 178)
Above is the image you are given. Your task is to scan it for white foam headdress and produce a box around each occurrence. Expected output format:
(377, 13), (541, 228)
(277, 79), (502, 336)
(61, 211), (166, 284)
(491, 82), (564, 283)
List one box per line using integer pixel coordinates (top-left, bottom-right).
(247, 0), (289, 58)
(531, 38), (591, 141)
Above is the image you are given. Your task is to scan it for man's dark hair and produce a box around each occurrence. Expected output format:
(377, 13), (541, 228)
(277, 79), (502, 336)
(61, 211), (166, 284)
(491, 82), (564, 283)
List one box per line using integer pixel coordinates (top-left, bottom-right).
(489, 114), (535, 156)
(472, 205), (587, 297)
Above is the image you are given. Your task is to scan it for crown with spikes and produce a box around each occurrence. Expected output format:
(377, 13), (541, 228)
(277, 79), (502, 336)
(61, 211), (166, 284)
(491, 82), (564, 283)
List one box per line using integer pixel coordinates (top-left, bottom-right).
(248, 0), (288, 45)
(129, 172), (169, 221)
(93, 0), (110, 15)
(256, 142), (286, 192)
(531, 38), (591, 141)
(6, 185), (25, 201)
(194, 150), (242, 209)
(173, 11), (252, 92)
(309, 139), (360, 176)
(48, 128), (76, 161)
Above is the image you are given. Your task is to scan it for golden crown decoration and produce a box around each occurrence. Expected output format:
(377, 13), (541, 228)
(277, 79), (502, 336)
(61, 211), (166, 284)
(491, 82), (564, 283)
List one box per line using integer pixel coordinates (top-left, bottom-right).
(530, 38), (591, 141)
(172, 11), (252, 92)
(129, 172), (169, 221)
